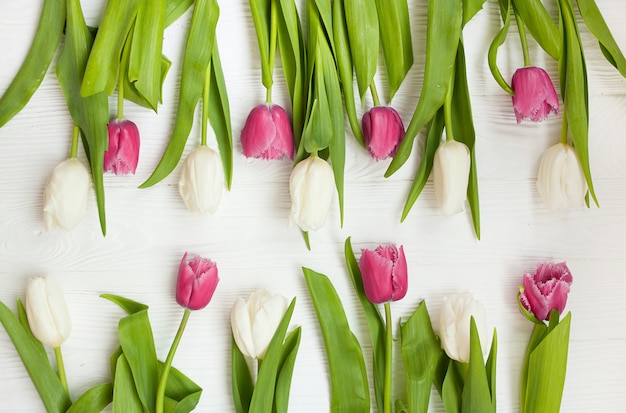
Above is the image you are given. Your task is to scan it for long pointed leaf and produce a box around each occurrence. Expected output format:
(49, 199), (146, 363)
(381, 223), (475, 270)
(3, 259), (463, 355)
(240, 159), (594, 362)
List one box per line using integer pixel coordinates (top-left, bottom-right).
(511, 0), (560, 59)
(67, 383), (113, 413)
(274, 326), (302, 413)
(112, 354), (144, 412)
(460, 317), (492, 413)
(231, 335), (253, 413)
(343, 0), (378, 99)
(249, 0), (273, 89)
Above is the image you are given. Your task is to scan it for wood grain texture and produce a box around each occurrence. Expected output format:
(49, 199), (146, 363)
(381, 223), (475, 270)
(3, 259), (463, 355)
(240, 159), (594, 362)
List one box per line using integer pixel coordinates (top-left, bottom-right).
(1, 0), (626, 412)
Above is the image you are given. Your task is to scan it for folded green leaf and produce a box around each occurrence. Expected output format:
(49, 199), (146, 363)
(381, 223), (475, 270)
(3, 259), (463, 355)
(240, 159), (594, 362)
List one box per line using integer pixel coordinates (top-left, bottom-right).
(463, 0), (487, 26)
(113, 354), (144, 412)
(461, 317), (493, 413)
(159, 362), (202, 413)
(485, 330), (498, 412)
(519, 322), (548, 413)
(511, 0), (560, 59)
(441, 359), (463, 413)
(16, 298), (46, 357)
(165, 0), (194, 27)
(101, 294), (149, 315)
(249, 0), (273, 89)
(343, 0), (379, 99)
(274, 326), (302, 413)
(67, 383), (113, 413)
(488, 0), (514, 95)
(231, 335), (254, 413)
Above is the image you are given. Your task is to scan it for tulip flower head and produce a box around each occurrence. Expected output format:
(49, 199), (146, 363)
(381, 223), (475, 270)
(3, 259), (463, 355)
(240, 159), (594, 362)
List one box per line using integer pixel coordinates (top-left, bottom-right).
(432, 140), (471, 215)
(178, 146), (225, 214)
(362, 106), (405, 160)
(104, 119), (140, 175)
(176, 252), (219, 311)
(511, 66), (559, 123)
(519, 262), (573, 322)
(536, 143), (587, 211)
(25, 276), (72, 347)
(240, 104), (294, 160)
(358, 244), (408, 304)
(439, 293), (488, 363)
(289, 156), (335, 232)
(43, 158), (91, 230)
(231, 290), (289, 360)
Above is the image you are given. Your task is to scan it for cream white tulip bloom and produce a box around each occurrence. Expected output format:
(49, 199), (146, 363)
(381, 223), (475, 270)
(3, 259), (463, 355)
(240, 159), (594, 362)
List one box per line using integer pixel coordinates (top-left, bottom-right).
(178, 146), (224, 214)
(25, 276), (72, 347)
(231, 290), (289, 360)
(439, 293), (488, 363)
(536, 143), (587, 211)
(43, 158), (90, 230)
(432, 140), (471, 215)
(289, 156), (334, 231)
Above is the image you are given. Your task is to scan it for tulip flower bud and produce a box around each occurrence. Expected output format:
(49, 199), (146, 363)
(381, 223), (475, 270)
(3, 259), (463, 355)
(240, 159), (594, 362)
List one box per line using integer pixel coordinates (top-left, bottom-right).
(43, 158), (90, 230)
(511, 66), (559, 123)
(178, 146), (225, 214)
(231, 289), (289, 360)
(105, 119), (140, 175)
(536, 143), (587, 211)
(432, 140), (471, 215)
(176, 252), (219, 311)
(358, 244), (408, 304)
(439, 293), (488, 363)
(519, 262), (573, 322)
(240, 104), (294, 160)
(289, 156), (335, 232)
(25, 276), (72, 347)
(361, 106), (405, 160)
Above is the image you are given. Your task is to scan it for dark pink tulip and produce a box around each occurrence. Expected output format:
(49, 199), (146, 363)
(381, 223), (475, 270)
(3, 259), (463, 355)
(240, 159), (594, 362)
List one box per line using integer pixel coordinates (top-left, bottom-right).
(511, 66), (559, 123)
(519, 262), (573, 321)
(359, 244), (408, 304)
(176, 252), (219, 311)
(105, 119), (140, 175)
(362, 106), (405, 160)
(240, 104), (294, 160)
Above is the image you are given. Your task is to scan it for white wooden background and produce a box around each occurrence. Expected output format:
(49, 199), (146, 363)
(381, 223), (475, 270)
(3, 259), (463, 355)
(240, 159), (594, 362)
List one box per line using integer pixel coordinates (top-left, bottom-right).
(1, 1), (625, 412)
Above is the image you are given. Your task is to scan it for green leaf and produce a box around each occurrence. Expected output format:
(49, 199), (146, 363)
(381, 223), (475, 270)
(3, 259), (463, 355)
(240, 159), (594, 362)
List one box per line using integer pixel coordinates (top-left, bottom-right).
(461, 317), (493, 413)
(16, 298), (46, 357)
(231, 334), (253, 413)
(385, 0), (461, 177)
(101, 294), (149, 315)
(112, 354), (144, 412)
(165, 0), (194, 26)
(249, 0), (273, 89)
(140, 0), (219, 188)
(441, 359), (463, 413)
(159, 362), (202, 413)
(343, 0), (379, 99)
(0, 302), (71, 413)
(400, 300), (443, 413)
(274, 326), (302, 413)
(488, 0), (514, 95)
(524, 313), (571, 413)
(511, 0), (560, 59)
(485, 330), (498, 411)
(67, 383), (113, 413)
(0, 0), (65, 127)
(519, 322), (548, 413)
(463, 0), (487, 26)
(303, 268), (370, 412)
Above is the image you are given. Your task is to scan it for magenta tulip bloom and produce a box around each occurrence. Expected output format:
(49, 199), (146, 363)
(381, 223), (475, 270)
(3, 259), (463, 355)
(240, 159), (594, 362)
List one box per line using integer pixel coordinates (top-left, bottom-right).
(105, 119), (140, 175)
(511, 67), (559, 123)
(240, 104), (294, 160)
(176, 252), (219, 311)
(519, 262), (573, 321)
(362, 106), (405, 160)
(359, 244), (408, 304)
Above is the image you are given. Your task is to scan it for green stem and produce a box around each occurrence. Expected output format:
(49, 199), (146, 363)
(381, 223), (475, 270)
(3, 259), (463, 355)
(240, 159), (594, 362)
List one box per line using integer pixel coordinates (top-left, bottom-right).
(202, 61), (212, 147)
(560, 108), (568, 144)
(513, 3), (531, 67)
(117, 69), (125, 120)
(156, 309), (191, 413)
(266, 0), (278, 104)
(370, 80), (381, 107)
(54, 346), (68, 394)
(70, 125), (79, 158)
(443, 70), (456, 142)
(383, 302), (392, 413)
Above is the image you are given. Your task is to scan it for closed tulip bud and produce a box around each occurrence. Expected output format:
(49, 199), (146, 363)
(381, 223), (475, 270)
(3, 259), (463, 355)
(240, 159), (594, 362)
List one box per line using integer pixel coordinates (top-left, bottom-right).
(176, 252), (219, 311)
(359, 244), (408, 304)
(519, 262), (573, 322)
(25, 276), (72, 347)
(362, 106), (405, 160)
(43, 158), (90, 230)
(105, 119), (140, 175)
(432, 140), (471, 215)
(179, 146), (225, 214)
(289, 156), (334, 232)
(439, 293), (488, 363)
(511, 66), (559, 123)
(231, 289), (289, 360)
(536, 143), (587, 211)
(240, 104), (294, 160)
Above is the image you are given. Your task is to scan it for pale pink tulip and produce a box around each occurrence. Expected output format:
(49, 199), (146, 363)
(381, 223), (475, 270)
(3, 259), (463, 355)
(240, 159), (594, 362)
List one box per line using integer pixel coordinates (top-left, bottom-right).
(511, 67), (559, 123)
(519, 262), (573, 321)
(105, 119), (140, 175)
(240, 104), (294, 160)
(359, 244), (408, 304)
(362, 106), (405, 160)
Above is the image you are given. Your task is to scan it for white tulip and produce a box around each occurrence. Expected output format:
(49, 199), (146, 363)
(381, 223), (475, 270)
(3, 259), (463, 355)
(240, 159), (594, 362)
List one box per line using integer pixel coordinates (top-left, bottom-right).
(536, 143), (587, 211)
(289, 156), (334, 231)
(178, 146), (224, 214)
(25, 276), (72, 348)
(432, 140), (471, 215)
(439, 293), (488, 363)
(43, 158), (90, 230)
(231, 290), (289, 360)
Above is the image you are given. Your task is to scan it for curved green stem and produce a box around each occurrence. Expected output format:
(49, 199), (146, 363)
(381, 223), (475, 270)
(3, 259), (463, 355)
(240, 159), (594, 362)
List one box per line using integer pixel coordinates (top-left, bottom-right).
(443, 70), (456, 142)
(70, 125), (80, 158)
(202, 61), (212, 147)
(156, 309), (191, 413)
(54, 346), (68, 394)
(384, 302), (392, 413)
(513, 3), (531, 67)
(369, 80), (381, 107)
(117, 70), (125, 121)
(266, 0), (278, 104)
(560, 108), (568, 144)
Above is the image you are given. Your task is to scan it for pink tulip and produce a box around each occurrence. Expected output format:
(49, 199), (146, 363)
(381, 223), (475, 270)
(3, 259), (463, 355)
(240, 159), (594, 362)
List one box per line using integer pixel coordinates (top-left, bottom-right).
(105, 119), (140, 175)
(519, 262), (573, 321)
(240, 104), (294, 160)
(362, 106), (405, 160)
(511, 66), (559, 123)
(176, 252), (219, 311)
(359, 244), (408, 304)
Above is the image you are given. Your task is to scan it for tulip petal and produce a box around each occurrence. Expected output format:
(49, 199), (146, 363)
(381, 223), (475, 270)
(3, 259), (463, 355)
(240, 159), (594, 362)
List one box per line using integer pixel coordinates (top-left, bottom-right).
(179, 146), (225, 214)
(289, 156), (334, 232)
(231, 297), (256, 359)
(43, 158), (91, 231)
